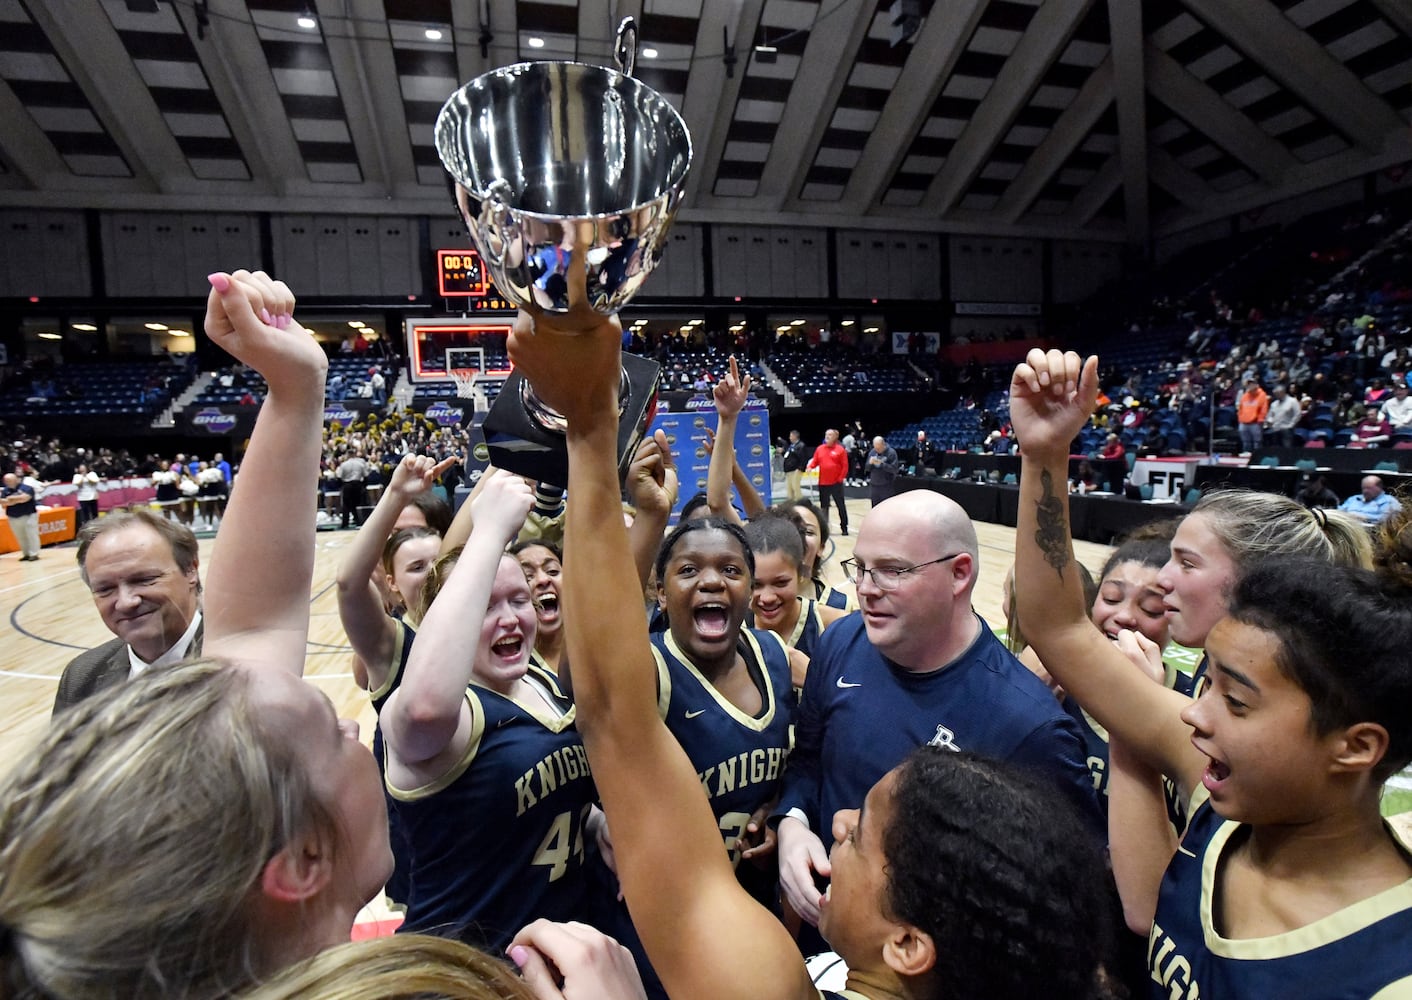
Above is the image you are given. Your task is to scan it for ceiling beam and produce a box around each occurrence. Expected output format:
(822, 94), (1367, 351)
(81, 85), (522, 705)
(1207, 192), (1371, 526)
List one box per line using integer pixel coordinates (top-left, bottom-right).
(0, 77), (70, 190)
(1146, 42), (1297, 183)
(921, 0), (1097, 216)
(315, 0), (413, 193)
(452, 0), (519, 83)
(681, 0), (764, 206)
(1148, 148), (1214, 207)
(838, 0), (989, 213)
(756, 0), (876, 210)
(1181, 0), (1404, 152)
(26, 0), (186, 192)
(175, 0), (300, 193)
(1107, 0), (1148, 246)
(1369, 0), (1412, 42)
(1064, 154), (1122, 228)
(997, 57), (1113, 224)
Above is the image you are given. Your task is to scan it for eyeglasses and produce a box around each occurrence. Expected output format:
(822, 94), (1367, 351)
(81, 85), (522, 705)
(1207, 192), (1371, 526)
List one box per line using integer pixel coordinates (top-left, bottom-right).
(840, 553), (962, 592)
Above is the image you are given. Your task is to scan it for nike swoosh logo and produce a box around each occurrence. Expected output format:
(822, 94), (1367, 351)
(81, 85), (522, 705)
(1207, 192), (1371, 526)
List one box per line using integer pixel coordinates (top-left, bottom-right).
(497, 718), (514, 728)
(685, 709), (706, 719)
(836, 678), (862, 689)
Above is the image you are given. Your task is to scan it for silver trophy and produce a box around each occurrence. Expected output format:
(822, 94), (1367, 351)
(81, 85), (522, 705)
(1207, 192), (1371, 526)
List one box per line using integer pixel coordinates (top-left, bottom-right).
(435, 17), (691, 485)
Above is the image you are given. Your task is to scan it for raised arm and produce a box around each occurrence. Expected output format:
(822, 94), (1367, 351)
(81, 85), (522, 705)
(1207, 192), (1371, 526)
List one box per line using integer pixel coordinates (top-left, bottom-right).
(201, 270), (326, 673)
(1011, 351), (1204, 795)
(625, 428), (677, 592)
(706, 355), (750, 525)
(337, 453), (453, 684)
(508, 262), (813, 1000)
(381, 470), (532, 767)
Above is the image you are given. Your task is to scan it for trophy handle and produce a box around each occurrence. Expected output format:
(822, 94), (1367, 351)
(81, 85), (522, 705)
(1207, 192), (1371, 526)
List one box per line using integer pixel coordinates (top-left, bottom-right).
(614, 16), (637, 77)
(479, 178), (516, 269)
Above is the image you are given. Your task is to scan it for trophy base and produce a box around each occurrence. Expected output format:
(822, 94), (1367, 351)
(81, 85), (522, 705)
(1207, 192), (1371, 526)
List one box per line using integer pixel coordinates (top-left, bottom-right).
(482, 352), (662, 489)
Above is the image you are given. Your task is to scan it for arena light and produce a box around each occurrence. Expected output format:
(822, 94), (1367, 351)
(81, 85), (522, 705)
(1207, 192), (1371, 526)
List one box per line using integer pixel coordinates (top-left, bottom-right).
(864, 326), (879, 333)
(38, 332), (61, 340)
(145, 322), (168, 331)
(688, 318), (704, 325)
(425, 27), (443, 40)
(527, 36), (545, 48)
(168, 329), (190, 337)
(72, 322), (97, 331)
(642, 47), (658, 59)
(790, 319), (804, 326)
(841, 319), (855, 327)
(348, 320), (365, 328)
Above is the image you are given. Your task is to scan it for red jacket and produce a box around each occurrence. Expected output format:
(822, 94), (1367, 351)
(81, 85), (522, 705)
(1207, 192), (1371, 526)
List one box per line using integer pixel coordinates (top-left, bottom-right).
(809, 443), (849, 485)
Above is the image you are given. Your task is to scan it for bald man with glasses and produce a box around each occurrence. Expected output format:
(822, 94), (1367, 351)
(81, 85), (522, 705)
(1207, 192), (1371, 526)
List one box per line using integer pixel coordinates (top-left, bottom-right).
(771, 489), (1099, 938)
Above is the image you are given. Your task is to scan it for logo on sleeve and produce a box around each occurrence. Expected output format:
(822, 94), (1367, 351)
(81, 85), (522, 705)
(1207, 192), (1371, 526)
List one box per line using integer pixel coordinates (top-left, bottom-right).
(836, 677), (862, 689)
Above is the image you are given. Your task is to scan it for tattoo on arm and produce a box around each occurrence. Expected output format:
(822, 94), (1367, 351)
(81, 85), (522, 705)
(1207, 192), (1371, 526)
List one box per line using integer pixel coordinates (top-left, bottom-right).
(1035, 469), (1070, 580)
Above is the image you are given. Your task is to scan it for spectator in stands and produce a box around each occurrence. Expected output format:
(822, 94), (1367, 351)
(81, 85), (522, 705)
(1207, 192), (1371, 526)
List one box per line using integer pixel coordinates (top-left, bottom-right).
(1296, 475), (1340, 511)
(1236, 376), (1269, 454)
(1355, 411), (1392, 447)
(1382, 381), (1412, 431)
(1099, 432), (1125, 462)
(1265, 384), (1302, 449)
(1339, 475), (1402, 524)
(806, 429), (849, 537)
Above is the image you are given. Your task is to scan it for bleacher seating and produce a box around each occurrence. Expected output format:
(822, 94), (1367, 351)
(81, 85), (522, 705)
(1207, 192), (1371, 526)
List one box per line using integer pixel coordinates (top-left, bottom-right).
(0, 359), (195, 420)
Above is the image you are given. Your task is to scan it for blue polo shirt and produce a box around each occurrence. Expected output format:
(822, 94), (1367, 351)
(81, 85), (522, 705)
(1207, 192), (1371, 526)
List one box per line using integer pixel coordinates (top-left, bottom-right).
(1338, 491), (1401, 523)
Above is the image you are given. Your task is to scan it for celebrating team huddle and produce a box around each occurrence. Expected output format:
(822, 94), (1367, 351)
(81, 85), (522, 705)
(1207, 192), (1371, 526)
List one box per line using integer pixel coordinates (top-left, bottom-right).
(2, 273), (1411, 1000)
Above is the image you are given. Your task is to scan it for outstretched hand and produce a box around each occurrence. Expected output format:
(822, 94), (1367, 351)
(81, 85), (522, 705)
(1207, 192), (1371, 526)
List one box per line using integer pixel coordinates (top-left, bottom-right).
(388, 453), (458, 502)
(1009, 349), (1099, 459)
(469, 468), (535, 548)
(205, 270), (327, 394)
(712, 355), (751, 419)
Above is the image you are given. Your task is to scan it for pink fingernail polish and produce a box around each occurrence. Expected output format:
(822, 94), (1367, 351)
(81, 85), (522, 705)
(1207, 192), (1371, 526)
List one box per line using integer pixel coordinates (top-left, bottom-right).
(259, 308), (273, 326)
(508, 945), (530, 968)
(207, 273), (230, 293)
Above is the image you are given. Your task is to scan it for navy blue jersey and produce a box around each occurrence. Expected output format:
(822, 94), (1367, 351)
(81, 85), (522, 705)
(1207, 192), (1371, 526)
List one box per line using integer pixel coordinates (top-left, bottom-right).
(813, 578), (853, 611)
(594, 628), (797, 1000)
(785, 599), (826, 659)
(1063, 658), (1190, 825)
(775, 614), (1100, 834)
(1149, 796), (1412, 999)
(652, 627), (796, 861)
(392, 665), (596, 950)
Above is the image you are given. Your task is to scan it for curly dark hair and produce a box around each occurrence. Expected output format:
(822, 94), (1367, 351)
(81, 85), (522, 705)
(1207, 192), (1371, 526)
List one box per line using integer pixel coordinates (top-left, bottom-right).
(1228, 554), (1412, 781)
(882, 749), (1115, 1000)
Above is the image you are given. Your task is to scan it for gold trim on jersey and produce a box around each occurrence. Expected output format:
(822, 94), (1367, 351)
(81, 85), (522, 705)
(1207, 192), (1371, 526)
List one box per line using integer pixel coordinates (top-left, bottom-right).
(386, 665), (576, 802)
(386, 689), (486, 802)
(367, 617), (411, 704)
(661, 629), (780, 732)
(786, 598), (820, 649)
(1369, 975), (1412, 999)
(477, 662), (577, 732)
(1197, 804), (1412, 959)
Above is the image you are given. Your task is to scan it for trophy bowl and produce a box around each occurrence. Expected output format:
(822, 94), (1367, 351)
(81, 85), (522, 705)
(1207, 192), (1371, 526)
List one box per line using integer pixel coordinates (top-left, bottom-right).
(435, 29), (692, 314)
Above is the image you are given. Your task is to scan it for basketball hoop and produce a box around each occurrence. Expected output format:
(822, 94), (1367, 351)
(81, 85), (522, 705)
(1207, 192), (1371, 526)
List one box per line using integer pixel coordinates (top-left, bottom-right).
(449, 367), (480, 400)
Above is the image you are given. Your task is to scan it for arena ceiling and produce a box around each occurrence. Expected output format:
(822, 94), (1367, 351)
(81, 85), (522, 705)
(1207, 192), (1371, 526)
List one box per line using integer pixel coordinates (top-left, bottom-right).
(1, 0), (1410, 244)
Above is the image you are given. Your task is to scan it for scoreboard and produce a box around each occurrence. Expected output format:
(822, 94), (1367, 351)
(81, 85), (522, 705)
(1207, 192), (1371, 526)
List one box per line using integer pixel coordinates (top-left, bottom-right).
(436, 249), (514, 311)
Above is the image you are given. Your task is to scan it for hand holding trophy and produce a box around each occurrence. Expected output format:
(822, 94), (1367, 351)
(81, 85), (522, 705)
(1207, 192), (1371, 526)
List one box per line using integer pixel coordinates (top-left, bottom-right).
(435, 18), (692, 487)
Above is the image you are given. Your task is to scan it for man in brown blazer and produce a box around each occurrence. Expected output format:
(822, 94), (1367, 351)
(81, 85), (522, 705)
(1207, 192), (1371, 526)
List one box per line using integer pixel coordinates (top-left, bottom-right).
(52, 510), (203, 716)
